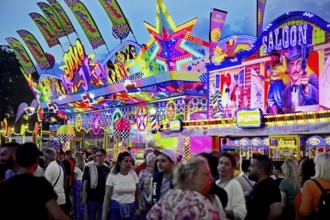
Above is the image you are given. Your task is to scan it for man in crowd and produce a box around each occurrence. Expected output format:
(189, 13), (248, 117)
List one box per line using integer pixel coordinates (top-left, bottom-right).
(0, 143), (69, 220)
(43, 147), (67, 214)
(282, 45), (319, 113)
(135, 148), (154, 175)
(0, 142), (19, 180)
(151, 149), (177, 204)
(245, 154), (282, 220)
(82, 148), (110, 220)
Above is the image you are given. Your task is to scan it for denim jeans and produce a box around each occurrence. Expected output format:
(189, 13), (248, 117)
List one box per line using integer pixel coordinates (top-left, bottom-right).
(87, 201), (103, 220)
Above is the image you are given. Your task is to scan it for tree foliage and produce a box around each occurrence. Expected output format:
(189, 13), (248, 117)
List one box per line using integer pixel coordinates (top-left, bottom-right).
(0, 45), (35, 126)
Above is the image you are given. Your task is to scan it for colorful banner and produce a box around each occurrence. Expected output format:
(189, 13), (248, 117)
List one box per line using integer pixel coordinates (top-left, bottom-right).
(29, 12), (59, 48)
(209, 9), (227, 62)
(64, 0), (106, 49)
(17, 30), (54, 70)
(47, 0), (76, 35)
(5, 37), (37, 75)
(257, 0), (267, 37)
(98, 0), (131, 40)
(37, 2), (66, 38)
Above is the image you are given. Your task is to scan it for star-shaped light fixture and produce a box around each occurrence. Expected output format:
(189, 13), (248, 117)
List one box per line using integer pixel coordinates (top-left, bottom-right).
(144, 0), (207, 71)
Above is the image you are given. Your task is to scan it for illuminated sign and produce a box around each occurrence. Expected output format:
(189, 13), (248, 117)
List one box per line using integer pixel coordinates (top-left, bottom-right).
(236, 109), (263, 128)
(306, 135), (324, 147)
(239, 138), (251, 147)
(60, 39), (108, 94)
(251, 137), (263, 147)
(325, 136), (330, 147)
(169, 119), (183, 132)
(262, 24), (313, 53)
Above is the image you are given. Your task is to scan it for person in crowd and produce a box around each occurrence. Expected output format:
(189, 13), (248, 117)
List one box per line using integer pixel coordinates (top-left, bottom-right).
(127, 147), (135, 160)
(236, 159), (255, 198)
(273, 162), (284, 186)
(135, 148), (154, 175)
(0, 142), (44, 180)
(0, 142), (19, 180)
(73, 153), (86, 220)
(282, 45), (319, 113)
(151, 149), (177, 204)
(63, 150), (75, 217)
(199, 152), (228, 209)
(147, 156), (223, 220)
(43, 147), (67, 214)
(0, 142), (69, 220)
(245, 154), (282, 220)
(279, 158), (300, 220)
(293, 158), (315, 220)
(85, 147), (93, 159)
(102, 152), (142, 220)
(139, 152), (157, 217)
(216, 153), (247, 220)
(82, 149), (110, 220)
(299, 152), (330, 218)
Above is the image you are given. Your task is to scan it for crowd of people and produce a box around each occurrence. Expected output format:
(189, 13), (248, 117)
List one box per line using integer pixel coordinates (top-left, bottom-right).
(1, 141), (330, 220)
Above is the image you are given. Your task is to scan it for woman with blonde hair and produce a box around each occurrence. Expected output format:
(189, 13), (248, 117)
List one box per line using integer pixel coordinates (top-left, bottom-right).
(279, 158), (300, 220)
(147, 156), (223, 220)
(299, 152), (330, 218)
(73, 153), (86, 220)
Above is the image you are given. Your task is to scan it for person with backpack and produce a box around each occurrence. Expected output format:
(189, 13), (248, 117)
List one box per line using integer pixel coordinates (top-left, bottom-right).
(299, 152), (330, 219)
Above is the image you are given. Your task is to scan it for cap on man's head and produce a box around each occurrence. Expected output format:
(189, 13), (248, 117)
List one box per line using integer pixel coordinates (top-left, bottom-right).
(156, 149), (177, 164)
(16, 142), (42, 168)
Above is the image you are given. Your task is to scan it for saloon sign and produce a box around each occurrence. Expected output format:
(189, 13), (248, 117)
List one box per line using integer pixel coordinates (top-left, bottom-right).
(262, 24), (313, 53)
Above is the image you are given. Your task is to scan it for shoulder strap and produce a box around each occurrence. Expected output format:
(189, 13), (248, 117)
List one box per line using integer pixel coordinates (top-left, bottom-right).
(242, 175), (254, 188)
(312, 179), (325, 193)
(52, 164), (62, 188)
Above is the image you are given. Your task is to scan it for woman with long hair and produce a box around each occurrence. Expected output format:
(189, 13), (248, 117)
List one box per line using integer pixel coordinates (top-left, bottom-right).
(73, 153), (86, 220)
(147, 156), (223, 220)
(293, 158), (315, 220)
(279, 158), (300, 220)
(102, 152), (142, 220)
(299, 152), (330, 218)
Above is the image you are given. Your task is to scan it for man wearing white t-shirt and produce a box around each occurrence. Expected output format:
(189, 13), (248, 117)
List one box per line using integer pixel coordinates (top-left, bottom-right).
(43, 147), (66, 212)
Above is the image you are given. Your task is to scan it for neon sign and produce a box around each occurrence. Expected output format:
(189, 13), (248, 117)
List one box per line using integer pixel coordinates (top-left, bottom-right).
(262, 24), (313, 53)
(60, 39), (108, 94)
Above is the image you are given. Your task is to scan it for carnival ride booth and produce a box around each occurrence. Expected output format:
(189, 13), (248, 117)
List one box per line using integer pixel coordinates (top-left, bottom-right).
(306, 135), (326, 159)
(269, 135), (301, 161)
(34, 0), (209, 159)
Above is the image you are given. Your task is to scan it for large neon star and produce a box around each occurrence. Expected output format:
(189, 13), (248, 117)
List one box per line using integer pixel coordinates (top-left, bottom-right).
(144, 0), (207, 71)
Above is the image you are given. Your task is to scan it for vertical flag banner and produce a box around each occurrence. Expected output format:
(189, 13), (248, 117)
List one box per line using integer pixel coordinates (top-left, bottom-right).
(47, 0), (76, 35)
(5, 37), (37, 75)
(257, 0), (267, 37)
(97, 0), (131, 40)
(209, 9), (227, 62)
(29, 13), (60, 48)
(37, 2), (66, 38)
(64, 0), (106, 49)
(17, 30), (55, 70)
